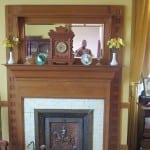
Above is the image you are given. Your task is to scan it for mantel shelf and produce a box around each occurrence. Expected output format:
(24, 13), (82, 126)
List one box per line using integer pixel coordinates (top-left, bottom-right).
(5, 64), (121, 80)
(5, 64), (120, 70)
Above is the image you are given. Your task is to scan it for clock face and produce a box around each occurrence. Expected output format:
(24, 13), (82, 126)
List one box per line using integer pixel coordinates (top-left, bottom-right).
(56, 42), (67, 53)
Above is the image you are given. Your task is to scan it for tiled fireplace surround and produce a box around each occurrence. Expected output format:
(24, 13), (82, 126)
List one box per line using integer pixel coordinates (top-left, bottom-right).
(24, 98), (104, 150)
(6, 65), (121, 150)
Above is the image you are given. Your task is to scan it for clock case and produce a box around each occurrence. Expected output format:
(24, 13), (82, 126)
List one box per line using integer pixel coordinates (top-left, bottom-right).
(48, 26), (75, 64)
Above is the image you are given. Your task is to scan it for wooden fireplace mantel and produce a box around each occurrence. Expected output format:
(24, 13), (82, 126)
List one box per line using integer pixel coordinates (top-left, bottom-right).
(4, 4), (124, 150)
(6, 64), (122, 150)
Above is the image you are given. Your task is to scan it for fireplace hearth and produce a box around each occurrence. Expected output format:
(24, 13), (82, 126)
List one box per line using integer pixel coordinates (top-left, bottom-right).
(34, 109), (93, 150)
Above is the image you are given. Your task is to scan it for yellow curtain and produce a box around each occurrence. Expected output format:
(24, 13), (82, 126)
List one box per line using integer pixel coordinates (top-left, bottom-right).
(143, 25), (150, 76)
(130, 0), (150, 81)
(128, 1), (150, 150)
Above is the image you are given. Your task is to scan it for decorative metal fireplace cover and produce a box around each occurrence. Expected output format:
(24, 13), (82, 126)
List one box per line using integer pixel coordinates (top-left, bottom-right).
(34, 109), (93, 150)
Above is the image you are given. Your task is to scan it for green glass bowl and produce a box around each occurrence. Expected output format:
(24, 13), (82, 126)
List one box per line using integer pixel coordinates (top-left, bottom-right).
(35, 53), (47, 65)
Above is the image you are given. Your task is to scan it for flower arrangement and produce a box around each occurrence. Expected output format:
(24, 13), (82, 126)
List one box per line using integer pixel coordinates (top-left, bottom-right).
(107, 37), (125, 53)
(2, 35), (19, 51)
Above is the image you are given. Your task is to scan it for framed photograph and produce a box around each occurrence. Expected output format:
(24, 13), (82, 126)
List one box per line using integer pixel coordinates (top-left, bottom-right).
(143, 77), (150, 96)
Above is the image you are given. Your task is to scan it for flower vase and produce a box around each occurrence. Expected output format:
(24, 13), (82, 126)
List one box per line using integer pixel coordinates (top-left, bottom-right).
(8, 51), (14, 64)
(110, 52), (118, 66)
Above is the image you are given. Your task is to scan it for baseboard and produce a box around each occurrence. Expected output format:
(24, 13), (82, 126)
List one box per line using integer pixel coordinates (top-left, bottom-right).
(120, 144), (128, 150)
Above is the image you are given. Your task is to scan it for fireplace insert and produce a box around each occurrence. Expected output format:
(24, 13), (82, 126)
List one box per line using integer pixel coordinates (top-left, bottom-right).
(34, 109), (93, 150)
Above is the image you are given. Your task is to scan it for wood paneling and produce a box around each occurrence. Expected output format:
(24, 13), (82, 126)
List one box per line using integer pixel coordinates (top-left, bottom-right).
(6, 64), (122, 150)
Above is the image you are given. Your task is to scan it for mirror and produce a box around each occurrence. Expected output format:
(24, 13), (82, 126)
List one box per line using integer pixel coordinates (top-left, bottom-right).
(25, 24), (104, 58)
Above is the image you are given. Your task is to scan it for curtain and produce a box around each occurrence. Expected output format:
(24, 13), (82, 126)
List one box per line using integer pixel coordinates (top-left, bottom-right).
(142, 25), (150, 77)
(128, 1), (150, 150)
(130, 0), (150, 81)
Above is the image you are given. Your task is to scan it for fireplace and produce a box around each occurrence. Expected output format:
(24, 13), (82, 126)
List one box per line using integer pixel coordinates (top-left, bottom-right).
(6, 65), (121, 150)
(35, 109), (92, 150)
(24, 98), (104, 150)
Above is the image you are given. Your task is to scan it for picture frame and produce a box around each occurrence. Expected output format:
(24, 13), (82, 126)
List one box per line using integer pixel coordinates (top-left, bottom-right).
(143, 77), (150, 97)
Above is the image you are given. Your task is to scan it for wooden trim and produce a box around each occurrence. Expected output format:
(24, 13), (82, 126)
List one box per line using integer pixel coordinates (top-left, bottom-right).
(120, 102), (130, 109)
(0, 101), (8, 107)
(120, 144), (128, 150)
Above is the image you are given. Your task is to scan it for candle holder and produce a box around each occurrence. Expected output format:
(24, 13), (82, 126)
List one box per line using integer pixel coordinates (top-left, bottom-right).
(96, 40), (103, 66)
(96, 57), (101, 66)
(96, 51), (103, 66)
(24, 56), (30, 64)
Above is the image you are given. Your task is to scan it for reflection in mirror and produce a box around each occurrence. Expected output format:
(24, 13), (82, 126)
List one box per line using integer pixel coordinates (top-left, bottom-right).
(25, 24), (104, 58)
(71, 24), (104, 58)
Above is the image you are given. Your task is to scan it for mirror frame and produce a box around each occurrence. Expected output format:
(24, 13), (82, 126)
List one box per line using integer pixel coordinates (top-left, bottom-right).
(5, 5), (124, 64)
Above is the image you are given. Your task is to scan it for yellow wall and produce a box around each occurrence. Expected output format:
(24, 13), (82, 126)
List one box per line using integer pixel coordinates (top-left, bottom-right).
(0, 0), (132, 146)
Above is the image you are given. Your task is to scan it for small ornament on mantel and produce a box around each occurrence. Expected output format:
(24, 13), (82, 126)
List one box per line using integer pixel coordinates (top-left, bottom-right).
(107, 37), (125, 66)
(96, 40), (103, 66)
(8, 51), (14, 64)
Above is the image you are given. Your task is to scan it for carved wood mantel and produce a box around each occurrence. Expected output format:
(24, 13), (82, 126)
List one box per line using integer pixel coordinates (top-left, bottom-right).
(6, 64), (121, 150)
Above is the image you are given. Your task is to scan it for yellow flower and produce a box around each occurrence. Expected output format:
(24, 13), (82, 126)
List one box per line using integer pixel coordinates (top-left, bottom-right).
(107, 37), (125, 52)
(2, 35), (19, 51)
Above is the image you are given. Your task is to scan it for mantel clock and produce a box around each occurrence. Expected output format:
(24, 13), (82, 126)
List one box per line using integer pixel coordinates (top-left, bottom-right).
(48, 26), (75, 64)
